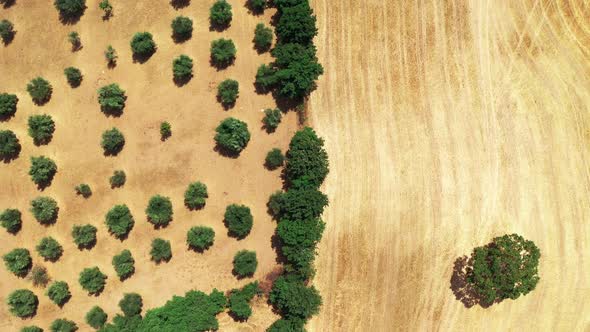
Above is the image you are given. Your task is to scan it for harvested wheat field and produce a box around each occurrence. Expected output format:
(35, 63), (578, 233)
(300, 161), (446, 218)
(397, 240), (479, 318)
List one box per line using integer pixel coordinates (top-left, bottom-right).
(309, 0), (590, 331)
(0, 1), (299, 331)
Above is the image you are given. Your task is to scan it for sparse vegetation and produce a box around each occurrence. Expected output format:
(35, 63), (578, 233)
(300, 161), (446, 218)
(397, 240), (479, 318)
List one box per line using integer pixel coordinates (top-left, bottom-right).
(78, 266), (107, 295)
(171, 16), (193, 41)
(1, 208), (22, 234)
(263, 108), (282, 132)
(184, 181), (208, 210)
(3, 248), (32, 277)
(0, 19), (14, 43)
(265, 148), (285, 169)
(99, 0), (112, 18)
(68, 31), (81, 50)
(98, 83), (126, 115)
(30, 196), (58, 224)
(28, 114), (55, 145)
(210, 38), (236, 67)
(86, 306), (107, 329)
(109, 170), (126, 188)
(254, 23), (273, 52)
(29, 265), (50, 287)
(29, 156), (57, 186)
(0, 130), (20, 159)
(75, 183), (92, 198)
(50, 318), (78, 332)
(64, 67), (82, 87)
(105, 45), (117, 65)
(112, 249), (135, 280)
(46, 281), (70, 306)
(7, 289), (38, 318)
(105, 204), (134, 239)
(27, 77), (52, 105)
(0, 93), (18, 118)
(217, 79), (239, 106)
(146, 195), (173, 227)
(233, 250), (257, 278)
(101, 127), (125, 155)
(150, 238), (172, 263)
(173, 54), (193, 83)
(224, 204), (253, 239)
(72, 224), (97, 249)
(209, 0), (232, 28)
(160, 121), (171, 140)
(130, 32), (156, 58)
(187, 226), (215, 251)
(36, 237), (63, 262)
(214, 117), (251, 155)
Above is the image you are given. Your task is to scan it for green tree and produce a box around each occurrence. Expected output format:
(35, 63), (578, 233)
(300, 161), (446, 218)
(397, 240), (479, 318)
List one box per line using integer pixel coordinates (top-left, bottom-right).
(150, 238), (172, 263)
(271, 44), (323, 99)
(109, 170), (126, 188)
(210, 38), (236, 68)
(112, 249), (135, 280)
(72, 224), (97, 249)
(101, 128), (125, 155)
(98, 84), (126, 115)
(78, 266), (107, 295)
(68, 31), (81, 50)
(0, 130), (20, 160)
(263, 108), (282, 132)
(265, 148), (285, 169)
(146, 195), (173, 227)
(285, 127), (329, 189)
(75, 183), (92, 198)
(184, 182), (208, 210)
(269, 276), (321, 320)
(46, 281), (70, 306)
(171, 16), (193, 41)
(64, 67), (82, 87)
(267, 318), (306, 332)
(214, 117), (251, 155)
(27, 77), (52, 105)
(28, 114), (55, 145)
(0, 19), (14, 43)
(36, 237), (63, 262)
(217, 79), (239, 107)
(187, 226), (215, 251)
(49, 318), (77, 332)
(1, 208), (21, 234)
(29, 265), (50, 287)
(228, 282), (260, 321)
(7, 289), (38, 318)
(255, 64), (277, 91)
(0, 93), (18, 118)
(233, 250), (257, 278)
(160, 121), (172, 140)
(86, 306), (107, 329)
(105, 205), (134, 239)
(275, 2), (317, 45)
(466, 233), (541, 305)
(21, 326), (44, 332)
(105, 45), (117, 66)
(130, 32), (156, 58)
(278, 218), (325, 277)
(173, 54), (193, 83)
(30, 196), (58, 224)
(224, 204), (253, 239)
(29, 156), (57, 187)
(274, 0), (307, 11)
(248, 0), (266, 13)
(3, 248), (31, 277)
(267, 191), (284, 218)
(210, 0), (232, 28)
(254, 23), (273, 52)
(276, 188), (328, 221)
(99, 0), (112, 18)
(54, 0), (86, 18)
(119, 292), (142, 316)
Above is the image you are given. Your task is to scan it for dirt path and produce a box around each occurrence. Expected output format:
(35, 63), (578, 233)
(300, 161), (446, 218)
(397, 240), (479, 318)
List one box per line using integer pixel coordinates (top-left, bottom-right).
(309, 0), (590, 330)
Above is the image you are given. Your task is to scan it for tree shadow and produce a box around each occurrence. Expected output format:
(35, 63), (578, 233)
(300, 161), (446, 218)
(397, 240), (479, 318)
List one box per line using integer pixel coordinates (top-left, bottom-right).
(216, 95), (236, 110)
(1, 0), (16, 9)
(209, 56), (235, 71)
(270, 233), (287, 265)
(57, 294), (72, 308)
(68, 76), (83, 88)
(102, 145), (124, 157)
(132, 50), (156, 64)
(209, 21), (231, 32)
(173, 74), (192, 87)
(37, 207), (59, 226)
(1, 142), (21, 164)
(71, 43), (82, 52)
(100, 105), (124, 117)
(244, 0), (264, 16)
(77, 238), (97, 251)
(449, 255), (494, 308)
(172, 32), (191, 44)
(2, 30), (15, 46)
(170, 0), (190, 9)
(35, 174), (56, 191)
(213, 144), (241, 159)
(58, 8), (86, 25)
(33, 135), (54, 147)
(188, 244), (211, 253)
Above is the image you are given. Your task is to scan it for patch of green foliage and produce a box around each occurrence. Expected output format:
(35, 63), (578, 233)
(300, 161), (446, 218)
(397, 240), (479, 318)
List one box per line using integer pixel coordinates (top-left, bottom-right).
(54, 0), (86, 18)
(112, 249), (135, 280)
(50, 318), (78, 332)
(217, 79), (239, 106)
(27, 77), (53, 105)
(105, 205), (134, 238)
(64, 67), (82, 87)
(150, 238), (172, 263)
(98, 84), (126, 115)
(254, 23), (273, 52)
(109, 170), (126, 188)
(30, 196), (58, 224)
(0, 19), (14, 43)
(210, 38), (236, 67)
(187, 226), (215, 252)
(265, 148), (285, 169)
(101, 128), (125, 155)
(233, 250), (257, 278)
(1, 208), (22, 234)
(72, 224), (97, 249)
(263, 108), (281, 132)
(184, 181), (208, 210)
(0, 93), (18, 118)
(3, 248), (31, 277)
(46, 281), (71, 306)
(146, 195), (173, 227)
(173, 54), (193, 83)
(75, 183), (92, 198)
(86, 306), (108, 329)
(0, 130), (20, 160)
(28, 115), (55, 145)
(269, 276), (321, 320)
(228, 282), (261, 321)
(78, 266), (107, 295)
(130, 32), (156, 57)
(7, 289), (38, 318)
(171, 16), (193, 41)
(210, 0), (232, 28)
(36, 237), (63, 262)
(214, 117), (250, 155)
(224, 204), (253, 239)
(285, 127), (329, 189)
(160, 122), (171, 140)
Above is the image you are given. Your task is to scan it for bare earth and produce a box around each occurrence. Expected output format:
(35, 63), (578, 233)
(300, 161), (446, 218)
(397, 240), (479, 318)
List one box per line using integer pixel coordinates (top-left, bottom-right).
(0, 1), (294, 331)
(309, 0), (590, 331)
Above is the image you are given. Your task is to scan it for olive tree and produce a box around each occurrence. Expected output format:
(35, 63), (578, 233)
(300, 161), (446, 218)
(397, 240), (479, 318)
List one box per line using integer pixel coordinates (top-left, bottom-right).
(28, 114), (55, 145)
(3, 248), (31, 277)
(98, 83), (126, 115)
(217, 79), (239, 107)
(75, 183), (92, 198)
(0, 19), (14, 43)
(64, 67), (82, 87)
(68, 31), (81, 50)
(209, 0), (232, 28)
(0, 130), (20, 160)
(86, 306), (107, 329)
(269, 276), (321, 320)
(29, 156), (57, 187)
(105, 45), (117, 66)
(248, 0), (266, 13)
(36, 237), (63, 262)
(224, 204), (253, 239)
(46, 281), (71, 306)
(214, 117), (251, 155)
(184, 181), (208, 210)
(0, 93), (18, 118)
(21, 326), (44, 332)
(112, 249), (135, 280)
(99, 0), (112, 18)
(150, 238), (171, 263)
(130, 32), (156, 58)
(233, 250), (257, 278)
(119, 292), (142, 316)
(105, 204), (134, 239)
(265, 148), (284, 169)
(1, 208), (22, 234)
(146, 195), (173, 227)
(101, 128), (125, 155)
(254, 23), (273, 52)
(187, 226), (215, 252)
(173, 54), (193, 84)
(72, 224), (97, 249)
(50, 318), (77, 332)
(171, 16), (193, 42)
(210, 38), (236, 68)
(7, 289), (38, 318)
(27, 77), (52, 105)
(160, 122), (171, 140)
(109, 170), (126, 188)
(54, 0), (86, 19)
(30, 196), (58, 224)
(263, 108), (281, 132)
(275, 2), (317, 45)
(78, 266), (107, 295)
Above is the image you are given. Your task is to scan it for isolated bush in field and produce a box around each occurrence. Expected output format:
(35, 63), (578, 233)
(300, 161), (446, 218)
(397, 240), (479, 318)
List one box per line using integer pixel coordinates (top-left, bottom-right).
(72, 224), (97, 248)
(267, 318), (306, 332)
(224, 204), (253, 239)
(187, 226), (215, 251)
(0, 93), (18, 118)
(29, 156), (57, 186)
(184, 181), (208, 210)
(248, 0), (266, 12)
(27, 77), (52, 105)
(105, 45), (117, 65)
(214, 117), (250, 155)
(46, 281), (70, 306)
(277, 188), (328, 221)
(3, 248), (31, 277)
(254, 23), (273, 52)
(21, 326), (44, 332)
(217, 79), (239, 107)
(1, 208), (21, 234)
(30, 196), (58, 224)
(28, 114), (55, 145)
(173, 54), (193, 83)
(98, 84), (126, 115)
(64, 67), (82, 87)
(150, 238), (171, 263)
(75, 183), (92, 198)
(112, 249), (135, 280)
(210, 38), (236, 67)
(209, 0), (232, 28)
(54, 0), (86, 18)
(50, 318), (77, 332)
(146, 195), (173, 227)
(110, 170), (126, 188)
(36, 237), (63, 262)
(29, 265), (50, 287)
(101, 127), (125, 155)
(105, 204), (134, 238)
(160, 121), (171, 140)
(267, 191), (284, 218)
(171, 16), (193, 41)
(99, 0), (112, 18)
(119, 292), (142, 316)
(286, 127), (329, 189)
(255, 64), (277, 91)
(276, 2), (317, 45)
(262, 108), (281, 132)
(0, 130), (20, 159)
(86, 306), (107, 329)
(7, 289), (38, 318)
(269, 276), (321, 320)
(233, 250), (257, 278)
(79, 266), (107, 295)
(130, 32), (156, 57)
(0, 19), (14, 43)
(265, 148), (284, 169)
(228, 282), (260, 321)
(466, 233), (541, 305)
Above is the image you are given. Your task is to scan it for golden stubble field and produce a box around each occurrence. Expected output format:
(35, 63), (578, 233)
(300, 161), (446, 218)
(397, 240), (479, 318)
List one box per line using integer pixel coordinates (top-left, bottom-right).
(0, 1), (298, 330)
(309, 0), (590, 331)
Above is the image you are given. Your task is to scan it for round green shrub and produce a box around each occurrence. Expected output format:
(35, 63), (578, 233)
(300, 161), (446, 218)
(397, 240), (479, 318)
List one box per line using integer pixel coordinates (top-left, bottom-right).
(130, 32), (156, 57)
(29, 156), (57, 187)
(3, 248), (31, 277)
(30, 196), (58, 224)
(109, 170), (126, 188)
(267, 318), (306, 332)
(105, 204), (134, 238)
(173, 55), (193, 83)
(224, 204), (253, 239)
(265, 148), (285, 169)
(7, 289), (38, 318)
(184, 181), (208, 210)
(75, 183), (92, 198)
(254, 23), (273, 51)
(28, 114), (55, 145)
(119, 292), (142, 316)
(64, 67), (82, 87)
(26, 77), (52, 105)
(269, 276), (321, 320)
(210, 38), (236, 67)
(1, 208), (22, 234)
(171, 16), (193, 41)
(146, 195), (173, 227)
(263, 108), (282, 132)
(214, 117), (250, 155)
(217, 79), (239, 106)
(29, 265), (50, 287)
(187, 226), (215, 251)
(54, 0), (86, 18)
(0, 93), (18, 118)
(160, 122), (171, 140)
(97, 84), (126, 115)
(112, 249), (134, 280)
(249, 0), (266, 12)
(46, 281), (70, 306)
(0, 19), (14, 43)
(50, 318), (78, 332)
(36, 237), (63, 262)
(20, 326), (44, 332)
(86, 306), (107, 329)
(150, 238), (171, 263)
(0, 130), (20, 159)
(210, 0), (232, 27)
(72, 224), (97, 248)
(233, 250), (257, 278)
(78, 266), (107, 295)
(101, 128), (125, 155)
